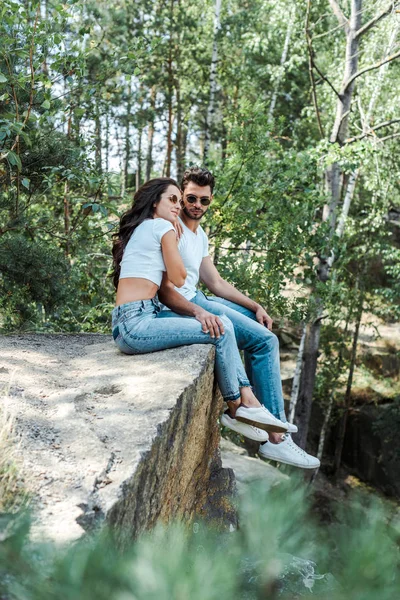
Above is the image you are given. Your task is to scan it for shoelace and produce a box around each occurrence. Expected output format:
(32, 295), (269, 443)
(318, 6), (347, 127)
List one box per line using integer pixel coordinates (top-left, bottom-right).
(283, 434), (309, 456)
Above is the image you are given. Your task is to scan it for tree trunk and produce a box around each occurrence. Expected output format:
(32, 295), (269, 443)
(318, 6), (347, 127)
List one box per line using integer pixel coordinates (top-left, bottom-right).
(63, 107), (72, 257)
(293, 309), (323, 449)
(136, 127), (143, 190)
(175, 78), (185, 182)
(165, 0), (175, 178)
(267, 5), (295, 124)
(146, 86), (156, 181)
(294, 1), (363, 447)
(288, 324), (306, 423)
(123, 79), (132, 191)
(203, 0), (222, 163)
(94, 95), (102, 174)
(334, 287), (364, 473)
(316, 301), (353, 464)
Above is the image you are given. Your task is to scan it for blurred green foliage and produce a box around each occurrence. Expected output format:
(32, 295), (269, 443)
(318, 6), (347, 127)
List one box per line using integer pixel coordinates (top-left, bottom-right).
(1, 478), (399, 600)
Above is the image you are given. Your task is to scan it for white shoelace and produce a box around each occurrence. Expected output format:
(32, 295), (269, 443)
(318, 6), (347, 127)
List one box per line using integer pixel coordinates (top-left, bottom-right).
(283, 434), (309, 456)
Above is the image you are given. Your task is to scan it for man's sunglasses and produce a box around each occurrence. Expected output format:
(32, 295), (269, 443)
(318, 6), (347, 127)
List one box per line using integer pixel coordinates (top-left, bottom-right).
(167, 194), (184, 207)
(186, 194), (211, 206)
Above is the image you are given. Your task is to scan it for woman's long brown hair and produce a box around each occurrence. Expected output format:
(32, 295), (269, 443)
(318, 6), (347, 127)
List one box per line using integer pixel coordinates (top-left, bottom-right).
(111, 177), (178, 289)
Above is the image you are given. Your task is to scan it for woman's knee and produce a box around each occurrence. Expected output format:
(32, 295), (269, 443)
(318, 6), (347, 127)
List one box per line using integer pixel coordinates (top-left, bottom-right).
(220, 314), (234, 332)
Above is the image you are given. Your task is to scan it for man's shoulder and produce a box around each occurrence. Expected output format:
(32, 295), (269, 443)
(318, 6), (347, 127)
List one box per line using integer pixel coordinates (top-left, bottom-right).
(197, 223), (209, 241)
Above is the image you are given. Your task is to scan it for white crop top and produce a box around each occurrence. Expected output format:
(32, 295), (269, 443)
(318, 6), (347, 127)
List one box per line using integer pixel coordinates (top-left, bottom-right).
(119, 218), (175, 286)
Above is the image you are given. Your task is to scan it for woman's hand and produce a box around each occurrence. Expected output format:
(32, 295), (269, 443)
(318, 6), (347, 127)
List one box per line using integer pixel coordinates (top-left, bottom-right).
(175, 220), (184, 240)
(193, 306), (225, 338)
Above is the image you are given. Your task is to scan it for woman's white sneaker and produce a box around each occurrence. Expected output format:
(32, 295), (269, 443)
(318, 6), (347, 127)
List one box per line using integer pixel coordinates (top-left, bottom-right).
(259, 434), (320, 469)
(221, 411), (269, 442)
(235, 405), (288, 433)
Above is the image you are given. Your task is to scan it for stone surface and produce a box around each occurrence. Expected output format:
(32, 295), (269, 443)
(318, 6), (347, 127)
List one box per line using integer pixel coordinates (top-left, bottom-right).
(0, 334), (236, 545)
(220, 438), (288, 495)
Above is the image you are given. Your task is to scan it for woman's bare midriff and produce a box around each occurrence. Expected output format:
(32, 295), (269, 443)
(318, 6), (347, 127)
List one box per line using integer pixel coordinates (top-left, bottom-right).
(115, 278), (159, 306)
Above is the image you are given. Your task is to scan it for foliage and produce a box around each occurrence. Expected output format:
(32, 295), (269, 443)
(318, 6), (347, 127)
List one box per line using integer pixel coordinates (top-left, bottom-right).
(1, 478), (400, 599)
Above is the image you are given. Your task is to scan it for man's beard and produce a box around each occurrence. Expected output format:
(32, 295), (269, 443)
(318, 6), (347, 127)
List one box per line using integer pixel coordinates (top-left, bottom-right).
(183, 206), (204, 221)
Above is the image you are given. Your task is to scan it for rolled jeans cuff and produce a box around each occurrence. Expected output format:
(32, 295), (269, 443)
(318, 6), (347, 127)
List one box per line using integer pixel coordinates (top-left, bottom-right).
(223, 391), (241, 403)
(239, 379), (251, 388)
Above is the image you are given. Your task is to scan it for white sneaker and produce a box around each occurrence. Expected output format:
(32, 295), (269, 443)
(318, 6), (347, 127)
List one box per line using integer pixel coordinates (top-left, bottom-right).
(235, 405), (288, 433)
(220, 411), (269, 442)
(287, 422), (298, 434)
(259, 434), (320, 469)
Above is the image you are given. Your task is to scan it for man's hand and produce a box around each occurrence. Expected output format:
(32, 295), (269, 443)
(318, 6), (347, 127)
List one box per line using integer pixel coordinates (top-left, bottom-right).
(193, 306), (225, 338)
(255, 305), (273, 330)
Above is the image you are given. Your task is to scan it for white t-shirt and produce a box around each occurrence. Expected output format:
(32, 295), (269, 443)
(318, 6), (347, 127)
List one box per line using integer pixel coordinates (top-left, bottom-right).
(175, 217), (209, 300)
(119, 218), (175, 287)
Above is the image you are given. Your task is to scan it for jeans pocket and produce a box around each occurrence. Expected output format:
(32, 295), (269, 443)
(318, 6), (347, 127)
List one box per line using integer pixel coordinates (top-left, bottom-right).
(113, 328), (138, 355)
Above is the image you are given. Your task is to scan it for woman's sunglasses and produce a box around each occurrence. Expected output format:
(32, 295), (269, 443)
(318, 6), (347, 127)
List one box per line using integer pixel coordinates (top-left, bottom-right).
(186, 194), (211, 206)
(167, 194), (184, 208)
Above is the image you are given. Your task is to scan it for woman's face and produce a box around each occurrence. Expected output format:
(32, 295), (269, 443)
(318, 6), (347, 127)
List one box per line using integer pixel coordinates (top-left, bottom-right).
(153, 185), (183, 224)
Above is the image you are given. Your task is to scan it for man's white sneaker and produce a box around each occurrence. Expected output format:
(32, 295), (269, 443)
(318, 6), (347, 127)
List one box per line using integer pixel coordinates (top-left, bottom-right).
(235, 405), (288, 433)
(220, 411), (269, 442)
(258, 434), (320, 469)
(287, 422), (298, 434)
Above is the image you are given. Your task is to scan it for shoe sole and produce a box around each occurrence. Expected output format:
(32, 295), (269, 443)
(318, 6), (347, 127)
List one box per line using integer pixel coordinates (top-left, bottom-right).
(236, 416), (288, 433)
(259, 452), (320, 469)
(220, 418), (268, 442)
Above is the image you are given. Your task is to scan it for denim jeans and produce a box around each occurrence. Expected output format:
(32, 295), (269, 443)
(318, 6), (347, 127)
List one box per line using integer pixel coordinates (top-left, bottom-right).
(111, 297), (251, 402)
(186, 292), (287, 422)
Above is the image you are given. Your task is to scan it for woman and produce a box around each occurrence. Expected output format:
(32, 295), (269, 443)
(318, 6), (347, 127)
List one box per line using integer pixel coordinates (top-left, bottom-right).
(111, 177), (288, 438)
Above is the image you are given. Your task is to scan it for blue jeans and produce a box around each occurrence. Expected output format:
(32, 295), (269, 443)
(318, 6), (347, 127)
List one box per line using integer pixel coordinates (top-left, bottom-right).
(187, 292), (286, 422)
(111, 297), (251, 402)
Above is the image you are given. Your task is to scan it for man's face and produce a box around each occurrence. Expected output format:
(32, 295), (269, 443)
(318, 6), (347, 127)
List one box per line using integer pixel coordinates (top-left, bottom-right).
(182, 182), (213, 221)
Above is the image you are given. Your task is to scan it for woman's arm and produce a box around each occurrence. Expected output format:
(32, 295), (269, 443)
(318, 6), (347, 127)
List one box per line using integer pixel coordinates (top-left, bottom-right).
(161, 230), (187, 287)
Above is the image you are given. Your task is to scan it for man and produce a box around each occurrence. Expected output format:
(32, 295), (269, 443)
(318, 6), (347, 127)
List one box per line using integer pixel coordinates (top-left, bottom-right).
(158, 166), (319, 469)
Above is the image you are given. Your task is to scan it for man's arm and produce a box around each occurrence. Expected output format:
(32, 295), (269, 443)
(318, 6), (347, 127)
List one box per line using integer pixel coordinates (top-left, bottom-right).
(158, 274), (225, 338)
(199, 256), (273, 329)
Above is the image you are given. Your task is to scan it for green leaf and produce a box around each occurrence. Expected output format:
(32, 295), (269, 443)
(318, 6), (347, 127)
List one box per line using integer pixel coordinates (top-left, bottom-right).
(91, 203), (100, 213)
(41, 99), (51, 110)
(21, 178), (30, 189)
(7, 151), (22, 170)
(0, 73), (7, 83)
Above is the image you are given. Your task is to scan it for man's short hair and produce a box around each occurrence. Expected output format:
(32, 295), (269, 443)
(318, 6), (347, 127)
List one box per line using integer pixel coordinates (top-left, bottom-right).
(181, 166), (215, 193)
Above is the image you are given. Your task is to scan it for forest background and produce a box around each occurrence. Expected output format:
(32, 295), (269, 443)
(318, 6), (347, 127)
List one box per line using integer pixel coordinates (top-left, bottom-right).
(1, 0), (400, 465)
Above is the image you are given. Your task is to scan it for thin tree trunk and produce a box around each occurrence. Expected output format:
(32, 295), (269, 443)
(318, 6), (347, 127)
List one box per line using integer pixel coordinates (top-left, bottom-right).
(105, 111), (110, 173)
(123, 79), (132, 191)
(136, 127), (143, 190)
(64, 107), (72, 257)
(146, 86), (156, 180)
(203, 0), (222, 162)
(268, 5), (295, 124)
(166, 0), (175, 178)
(94, 96), (102, 174)
(334, 287), (364, 473)
(288, 324), (306, 423)
(175, 79), (185, 182)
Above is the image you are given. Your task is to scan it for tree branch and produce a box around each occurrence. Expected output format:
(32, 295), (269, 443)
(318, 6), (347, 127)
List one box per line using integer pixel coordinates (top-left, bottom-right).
(343, 48), (400, 92)
(377, 131), (400, 142)
(328, 0), (349, 33)
(306, 0), (324, 137)
(345, 118), (400, 143)
(355, 2), (400, 39)
(313, 61), (342, 98)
